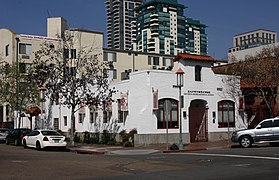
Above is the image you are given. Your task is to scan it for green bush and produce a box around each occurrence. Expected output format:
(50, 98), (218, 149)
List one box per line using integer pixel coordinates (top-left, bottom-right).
(83, 131), (90, 144)
(101, 130), (111, 144)
(119, 129), (137, 147)
(89, 132), (100, 144)
(74, 134), (81, 143)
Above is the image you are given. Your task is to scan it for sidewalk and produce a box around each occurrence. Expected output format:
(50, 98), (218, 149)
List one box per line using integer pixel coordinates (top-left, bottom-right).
(69, 140), (235, 155)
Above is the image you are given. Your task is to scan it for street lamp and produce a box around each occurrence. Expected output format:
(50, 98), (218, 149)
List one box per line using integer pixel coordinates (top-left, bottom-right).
(173, 68), (185, 150)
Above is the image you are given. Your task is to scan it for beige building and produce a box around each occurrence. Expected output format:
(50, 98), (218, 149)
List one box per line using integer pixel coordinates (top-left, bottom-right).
(228, 29), (278, 62)
(103, 48), (175, 82)
(0, 17), (178, 127)
(0, 17), (104, 127)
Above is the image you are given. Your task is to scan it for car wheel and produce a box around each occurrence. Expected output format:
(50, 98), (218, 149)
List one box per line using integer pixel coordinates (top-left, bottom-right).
(23, 140), (27, 148)
(239, 136), (252, 148)
(36, 142), (41, 151)
(5, 139), (9, 145)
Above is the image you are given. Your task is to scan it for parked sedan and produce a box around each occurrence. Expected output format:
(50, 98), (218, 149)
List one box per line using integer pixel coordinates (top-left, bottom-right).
(22, 130), (67, 150)
(231, 118), (279, 147)
(6, 128), (32, 145)
(0, 128), (11, 142)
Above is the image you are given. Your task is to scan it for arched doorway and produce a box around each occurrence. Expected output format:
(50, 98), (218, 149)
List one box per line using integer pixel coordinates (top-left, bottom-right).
(189, 99), (208, 142)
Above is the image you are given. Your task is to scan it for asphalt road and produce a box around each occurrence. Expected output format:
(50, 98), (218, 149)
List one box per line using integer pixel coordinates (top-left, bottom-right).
(0, 143), (278, 180)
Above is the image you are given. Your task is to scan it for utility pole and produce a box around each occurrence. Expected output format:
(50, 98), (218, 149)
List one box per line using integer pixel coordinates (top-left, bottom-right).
(15, 37), (19, 128)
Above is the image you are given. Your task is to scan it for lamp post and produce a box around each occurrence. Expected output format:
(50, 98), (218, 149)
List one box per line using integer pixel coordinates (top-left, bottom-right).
(173, 68), (185, 150)
(39, 85), (46, 129)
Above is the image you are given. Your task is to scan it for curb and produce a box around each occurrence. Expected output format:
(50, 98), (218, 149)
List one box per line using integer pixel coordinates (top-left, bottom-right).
(70, 148), (106, 155)
(69, 147), (208, 155)
(162, 148), (207, 153)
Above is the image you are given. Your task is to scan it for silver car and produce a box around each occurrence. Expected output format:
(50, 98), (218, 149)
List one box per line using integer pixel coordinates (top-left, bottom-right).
(0, 128), (11, 142)
(231, 118), (279, 147)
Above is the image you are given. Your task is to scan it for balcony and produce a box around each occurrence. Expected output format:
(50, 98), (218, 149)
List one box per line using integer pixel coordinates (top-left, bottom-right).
(150, 13), (158, 17)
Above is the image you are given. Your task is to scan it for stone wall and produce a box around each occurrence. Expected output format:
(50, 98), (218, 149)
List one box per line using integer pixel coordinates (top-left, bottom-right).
(208, 132), (233, 141)
(134, 133), (190, 146)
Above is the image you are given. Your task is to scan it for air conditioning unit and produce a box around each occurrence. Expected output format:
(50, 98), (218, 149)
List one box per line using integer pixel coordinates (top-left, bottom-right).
(21, 55), (30, 59)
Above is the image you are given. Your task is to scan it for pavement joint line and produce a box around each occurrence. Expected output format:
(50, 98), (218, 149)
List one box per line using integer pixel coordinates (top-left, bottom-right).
(177, 152), (279, 161)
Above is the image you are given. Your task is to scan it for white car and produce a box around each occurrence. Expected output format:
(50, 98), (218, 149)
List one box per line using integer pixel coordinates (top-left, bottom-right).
(22, 130), (67, 150)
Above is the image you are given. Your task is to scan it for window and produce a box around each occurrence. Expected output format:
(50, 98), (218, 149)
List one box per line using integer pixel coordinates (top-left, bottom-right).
(156, 98), (179, 129)
(118, 99), (128, 123)
(29, 130), (40, 136)
(19, 43), (32, 55)
(78, 113), (85, 123)
(107, 69), (117, 80)
(70, 49), (76, 59)
(19, 63), (31, 74)
(90, 109), (98, 124)
(273, 120), (279, 127)
(195, 65), (202, 81)
(5, 44), (9, 56)
(63, 49), (69, 58)
(163, 58), (173, 67)
(104, 52), (117, 62)
(103, 101), (112, 123)
(218, 100), (235, 128)
(260, 120), (272, 128)
(53, 118), (59, 130)
(63, 116), (67, 126)
(148, 56), (160, 65)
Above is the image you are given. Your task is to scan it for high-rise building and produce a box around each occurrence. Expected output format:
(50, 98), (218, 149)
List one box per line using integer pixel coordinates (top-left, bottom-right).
(185, 18), (207, 56)
(133, 0), (207, 55)
(105, 0), (145, 50)
(133, 0), (186, 55)
(228, 29), (278, 62)
(228, 29), (277, 53)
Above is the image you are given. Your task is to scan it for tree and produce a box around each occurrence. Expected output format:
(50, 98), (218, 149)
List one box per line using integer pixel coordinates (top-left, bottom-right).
(218, 45), (279, 125)
(0, 58), (39, 128)
(237, 46), (279, 118)
(29, 31), (113, 145)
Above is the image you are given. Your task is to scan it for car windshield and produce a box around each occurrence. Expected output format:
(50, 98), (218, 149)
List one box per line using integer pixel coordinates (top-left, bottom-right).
(41, 131), (62, 136)
(0, 129), (9, 133)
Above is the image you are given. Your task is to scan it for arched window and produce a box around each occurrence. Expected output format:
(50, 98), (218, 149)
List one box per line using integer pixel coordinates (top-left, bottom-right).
(218, 100), (235, 128)
(195, 65), (202, 81)
(156, 98), (179, 129)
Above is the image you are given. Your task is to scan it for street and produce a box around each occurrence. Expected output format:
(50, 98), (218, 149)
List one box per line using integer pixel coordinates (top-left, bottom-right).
(0, 144), (279, 180)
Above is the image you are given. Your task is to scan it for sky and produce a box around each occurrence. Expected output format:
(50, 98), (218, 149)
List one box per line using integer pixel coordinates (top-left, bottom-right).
(1, 0), (279, 60)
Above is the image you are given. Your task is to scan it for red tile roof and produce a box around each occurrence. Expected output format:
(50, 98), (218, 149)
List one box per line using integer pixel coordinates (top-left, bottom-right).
(173, 53), (215, 62)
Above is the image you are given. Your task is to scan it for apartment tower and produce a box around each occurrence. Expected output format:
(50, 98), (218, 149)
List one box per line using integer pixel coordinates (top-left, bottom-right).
(185, 18), (207, 55)
(105, 0), (145, 50)
(133, 0), (207, 55)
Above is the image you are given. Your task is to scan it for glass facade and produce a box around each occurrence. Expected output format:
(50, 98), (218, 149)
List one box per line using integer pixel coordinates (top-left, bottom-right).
(134, 0), (207, 55)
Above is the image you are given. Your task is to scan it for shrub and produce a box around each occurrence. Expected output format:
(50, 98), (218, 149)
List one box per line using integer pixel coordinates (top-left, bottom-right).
(83, 131), (90, 144)
(73, 134), (81, 143)
(101, 130), (111, 144)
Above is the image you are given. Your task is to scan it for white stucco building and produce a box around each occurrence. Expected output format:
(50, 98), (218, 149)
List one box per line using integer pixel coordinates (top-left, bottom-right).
(38, 53), (245, 145)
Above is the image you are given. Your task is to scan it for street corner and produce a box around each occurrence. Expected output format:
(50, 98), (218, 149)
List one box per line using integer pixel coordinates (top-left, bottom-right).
(69, 147), (107, 155)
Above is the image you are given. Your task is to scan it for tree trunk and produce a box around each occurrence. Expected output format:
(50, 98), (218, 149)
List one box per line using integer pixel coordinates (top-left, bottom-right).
(70, 105), (76, 146)
(29, 116), (32, 130)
